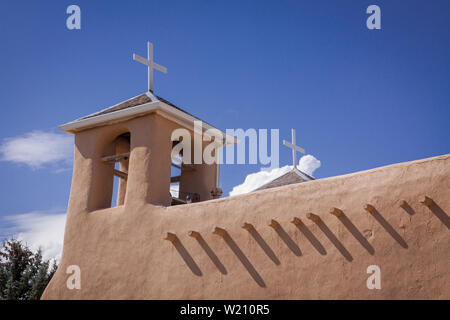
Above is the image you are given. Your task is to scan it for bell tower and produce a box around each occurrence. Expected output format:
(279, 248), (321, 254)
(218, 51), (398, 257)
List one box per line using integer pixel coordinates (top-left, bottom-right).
(59, 42), (236, 214)
(60, 91), (235, 212)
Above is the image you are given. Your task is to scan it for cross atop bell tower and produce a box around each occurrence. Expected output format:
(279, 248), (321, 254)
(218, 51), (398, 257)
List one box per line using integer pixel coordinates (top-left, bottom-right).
(133, 41), (167, 92)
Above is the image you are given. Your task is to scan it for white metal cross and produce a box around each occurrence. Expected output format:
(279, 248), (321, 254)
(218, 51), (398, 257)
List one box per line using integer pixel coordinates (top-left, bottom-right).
(283, 129), (305, 170)
(133, 41), (167, 92)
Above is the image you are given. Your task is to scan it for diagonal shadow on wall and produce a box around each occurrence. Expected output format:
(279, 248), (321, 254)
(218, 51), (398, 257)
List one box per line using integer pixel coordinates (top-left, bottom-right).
(315, 219), (353, 262)
(428, 201), (450, 230)
(400, 201), (416, 216)
(193, 234), (227, 275)
(337, 213), (375, 255)
(247, 227), (281, 265)
(370, 208), (408, 249)
(172, 239), (203, 276)
(222, 233), (266, 288)
(293, 220), (327, 255)
(271, 225), (302, 257)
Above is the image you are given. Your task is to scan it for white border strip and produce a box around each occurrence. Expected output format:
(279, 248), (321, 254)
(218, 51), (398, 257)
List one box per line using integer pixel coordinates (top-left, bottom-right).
(59, 100), (237, 145)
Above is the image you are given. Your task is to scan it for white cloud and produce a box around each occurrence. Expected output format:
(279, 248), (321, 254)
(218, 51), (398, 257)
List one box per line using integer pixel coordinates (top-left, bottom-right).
(2, 210), (67, 261)
(229, 165), (292, 196)
(0, 131), (73, 169)
(170, 184), (179, 198)
(229, 154), (321, 196)
(298, 154), (321, 176)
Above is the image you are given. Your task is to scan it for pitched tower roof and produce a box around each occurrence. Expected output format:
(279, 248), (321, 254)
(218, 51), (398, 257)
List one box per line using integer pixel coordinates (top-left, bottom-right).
(59, 91), (236, 144)
(254, 168), (314, 192)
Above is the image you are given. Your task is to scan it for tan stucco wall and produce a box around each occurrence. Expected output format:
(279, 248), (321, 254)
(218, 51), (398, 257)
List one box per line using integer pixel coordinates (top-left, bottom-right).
(42, 154), (450, 299)
(178, 134), (218, 202)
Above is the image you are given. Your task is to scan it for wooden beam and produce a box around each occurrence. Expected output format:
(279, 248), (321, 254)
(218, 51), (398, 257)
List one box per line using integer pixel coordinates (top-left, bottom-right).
(329, 207), (344, 217)
(171, 163), (182, 170)
(291, 217), (302, 225)
(171, 197), (186, 205)
(102, 152), (130, 163)
(306, 213), (320, 223)
(213, 227), (227, 237)
(364, 204), (376, 214)
(188, 231), (200, 239)
(182, 164), (196, 172)
(170, 176), (181, 183)
(171, 163), (196, 172)
(113, 169), (128, 180)
(268, 219), (280, 229)
(420, 196), (434, 207)
(164, 232), (177, 243)
(241, 222), (254, 231)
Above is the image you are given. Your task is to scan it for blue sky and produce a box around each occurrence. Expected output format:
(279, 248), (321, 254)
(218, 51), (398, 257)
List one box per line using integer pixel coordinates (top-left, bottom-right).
(0, 1), (449, 250)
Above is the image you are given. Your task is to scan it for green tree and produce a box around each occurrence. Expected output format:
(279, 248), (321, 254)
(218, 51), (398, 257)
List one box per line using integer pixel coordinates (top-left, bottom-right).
(0, 238), (57, 300)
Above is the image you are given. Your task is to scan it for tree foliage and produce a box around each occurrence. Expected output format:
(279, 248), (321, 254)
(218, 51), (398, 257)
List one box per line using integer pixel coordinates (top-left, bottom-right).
(0, 238), (57, 300)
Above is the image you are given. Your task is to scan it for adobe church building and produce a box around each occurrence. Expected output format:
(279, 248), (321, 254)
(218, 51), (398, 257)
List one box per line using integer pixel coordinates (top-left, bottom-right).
(42, 43), (449, 300)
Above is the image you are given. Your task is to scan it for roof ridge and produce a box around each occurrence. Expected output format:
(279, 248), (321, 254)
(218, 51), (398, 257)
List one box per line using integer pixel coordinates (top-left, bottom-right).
(145, 91), (159, 102)
(293, 167), (315, 180)
(253, 168), (312, 193)
(79, 93), (152, 120)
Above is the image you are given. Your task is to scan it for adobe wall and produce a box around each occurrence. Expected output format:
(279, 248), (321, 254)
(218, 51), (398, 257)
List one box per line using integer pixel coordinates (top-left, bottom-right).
(42, 154), (450, 299)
